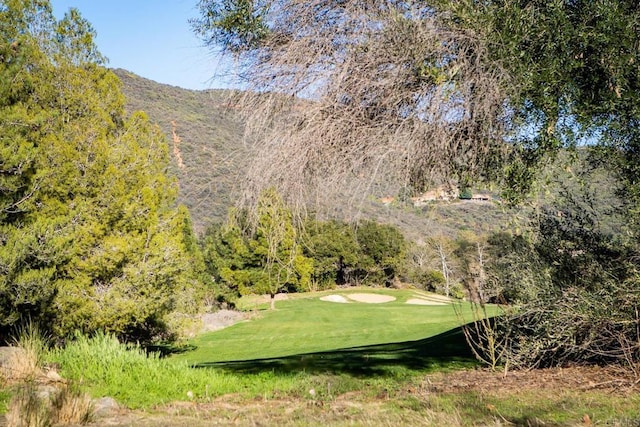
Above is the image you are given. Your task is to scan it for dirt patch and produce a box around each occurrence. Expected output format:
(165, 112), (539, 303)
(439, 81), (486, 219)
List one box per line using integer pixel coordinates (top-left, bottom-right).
(406, 298), (447, 305)
(200, 310), (248, 333)
(423, 365), (637, 396)
(320, 295), (350, 303)
(346, 293), (396, 303)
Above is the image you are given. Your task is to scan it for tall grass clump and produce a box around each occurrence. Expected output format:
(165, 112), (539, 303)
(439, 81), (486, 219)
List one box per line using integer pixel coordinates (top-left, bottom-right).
(3, 322), (48, 383)
(50, 332), (301, 408)
(6, 383), (93, 427)
(6, 383), (50, 427)
(3, 323), (94, 426)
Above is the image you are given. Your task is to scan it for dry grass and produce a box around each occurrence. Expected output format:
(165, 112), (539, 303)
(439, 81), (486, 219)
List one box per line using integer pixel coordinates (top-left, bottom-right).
(6, 383), (93, 427)
(425, 364), (640, 395)
(50, 385), (94, 425)
(2, 324), (47, 384)
(5, 383), (50, 427)
(2, 324), (94, 426)
(6, 377), (93, 427)
(86, 394), (469, 427)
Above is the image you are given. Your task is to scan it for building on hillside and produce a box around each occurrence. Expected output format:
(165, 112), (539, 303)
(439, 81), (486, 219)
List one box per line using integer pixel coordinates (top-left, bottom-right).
(411, 186), (459, 207)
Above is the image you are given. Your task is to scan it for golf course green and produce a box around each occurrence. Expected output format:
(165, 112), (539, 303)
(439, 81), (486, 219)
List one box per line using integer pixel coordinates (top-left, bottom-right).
(174, 289), (493, 374)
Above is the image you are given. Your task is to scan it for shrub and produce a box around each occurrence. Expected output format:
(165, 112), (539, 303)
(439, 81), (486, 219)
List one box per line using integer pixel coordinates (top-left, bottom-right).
(459, 188), (472, 200)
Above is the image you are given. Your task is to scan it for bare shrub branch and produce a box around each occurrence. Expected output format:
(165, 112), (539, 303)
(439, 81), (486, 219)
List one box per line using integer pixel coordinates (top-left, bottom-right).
(224, 0), (513, 213)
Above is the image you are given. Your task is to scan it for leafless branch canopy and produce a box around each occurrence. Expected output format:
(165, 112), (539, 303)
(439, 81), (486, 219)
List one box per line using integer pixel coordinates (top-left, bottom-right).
(229, 0), (513, 211)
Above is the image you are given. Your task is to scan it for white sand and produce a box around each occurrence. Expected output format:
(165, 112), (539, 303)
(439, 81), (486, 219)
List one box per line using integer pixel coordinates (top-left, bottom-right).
(320, 294), (350, 303)
(411, 291), (453, 303)
(345, 293), (396, 303)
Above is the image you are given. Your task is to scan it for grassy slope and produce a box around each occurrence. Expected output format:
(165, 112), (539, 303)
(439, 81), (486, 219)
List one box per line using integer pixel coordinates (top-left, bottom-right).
(113, 68), (249, 232)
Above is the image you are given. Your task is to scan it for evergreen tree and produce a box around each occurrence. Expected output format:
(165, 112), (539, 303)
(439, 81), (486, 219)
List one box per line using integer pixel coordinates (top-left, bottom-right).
(202, 192), (313, 310)
(0, 0), (202, 342)
(354, 220), (406, 286)
(302, 219), (360, 289)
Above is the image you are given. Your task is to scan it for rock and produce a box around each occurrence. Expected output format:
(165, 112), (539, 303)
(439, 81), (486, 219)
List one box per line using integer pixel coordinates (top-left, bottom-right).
(93, 396), (119, 417)
(36, 384), (58, 401)
(0, 346), (25, 367)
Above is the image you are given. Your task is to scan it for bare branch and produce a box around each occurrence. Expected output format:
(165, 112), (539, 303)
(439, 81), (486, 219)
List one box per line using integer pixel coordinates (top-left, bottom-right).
(224, 1), (513, 214)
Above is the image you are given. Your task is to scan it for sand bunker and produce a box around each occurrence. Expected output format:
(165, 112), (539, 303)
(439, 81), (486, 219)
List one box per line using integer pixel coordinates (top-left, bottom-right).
(320, 292), (451, 305)
(320, 294), (350, 303)
(406, 298), (448, 306)
(345, 293), (396, 303)
(320, 293), (396, 303)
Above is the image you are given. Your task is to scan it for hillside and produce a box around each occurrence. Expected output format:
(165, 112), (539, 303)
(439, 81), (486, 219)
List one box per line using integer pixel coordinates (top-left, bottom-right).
(113, 68), (249, 232)
(114, 69), (619, 241)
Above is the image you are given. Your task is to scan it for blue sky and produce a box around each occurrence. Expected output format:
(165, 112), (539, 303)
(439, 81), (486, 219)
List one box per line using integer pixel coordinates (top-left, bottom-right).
(50, 1), (233, 90)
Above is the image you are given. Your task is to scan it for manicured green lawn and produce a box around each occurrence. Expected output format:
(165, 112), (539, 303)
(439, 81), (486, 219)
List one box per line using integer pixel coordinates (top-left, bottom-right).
(173, 289), (494, 369)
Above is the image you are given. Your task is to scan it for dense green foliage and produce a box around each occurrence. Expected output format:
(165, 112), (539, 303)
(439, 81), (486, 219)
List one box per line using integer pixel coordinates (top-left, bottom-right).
(192, 0), (269, 54)
(0, 0), (204, 342)
(201, 201), (409, 302)
(202, 190), (313, 307)
(438, 0), (640, 200)
(354, 220), (407, 285)
(302, 219), (360, 288)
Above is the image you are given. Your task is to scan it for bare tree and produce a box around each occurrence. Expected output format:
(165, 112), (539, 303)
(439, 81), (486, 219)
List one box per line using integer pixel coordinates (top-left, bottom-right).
(203, 1), (513, 213)
(427, 235), (455, 297)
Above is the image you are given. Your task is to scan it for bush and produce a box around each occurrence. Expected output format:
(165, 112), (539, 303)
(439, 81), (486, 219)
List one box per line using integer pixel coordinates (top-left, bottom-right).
(459, 188), (472, 199)
(409, 269), (445, 292)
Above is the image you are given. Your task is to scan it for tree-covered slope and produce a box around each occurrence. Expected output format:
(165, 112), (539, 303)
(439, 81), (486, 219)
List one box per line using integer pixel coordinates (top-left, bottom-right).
(112, 69), (249, 233)
(114, 69), (624, 246)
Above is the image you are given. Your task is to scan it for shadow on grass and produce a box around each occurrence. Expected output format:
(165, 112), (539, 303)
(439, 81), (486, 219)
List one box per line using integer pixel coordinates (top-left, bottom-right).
(193, 327), (476, 376)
